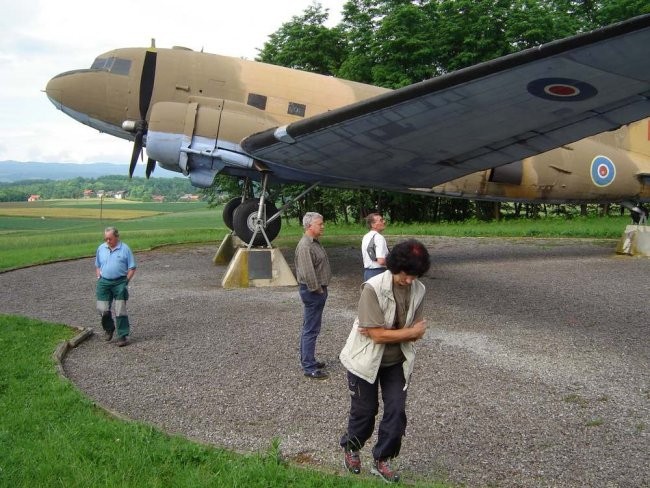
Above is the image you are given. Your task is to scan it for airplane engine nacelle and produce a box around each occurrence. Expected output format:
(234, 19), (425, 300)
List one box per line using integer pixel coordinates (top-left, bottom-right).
(146, 101), (278, 188)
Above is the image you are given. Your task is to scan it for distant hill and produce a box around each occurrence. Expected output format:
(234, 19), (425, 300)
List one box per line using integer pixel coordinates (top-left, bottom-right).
(0, 161), (180, 183)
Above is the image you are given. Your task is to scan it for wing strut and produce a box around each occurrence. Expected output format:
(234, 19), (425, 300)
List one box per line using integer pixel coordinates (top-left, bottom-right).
(266, 181), (321, 226)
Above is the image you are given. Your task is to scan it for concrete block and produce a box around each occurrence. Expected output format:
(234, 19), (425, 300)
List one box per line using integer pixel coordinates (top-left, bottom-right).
(616, 225), (650, 256)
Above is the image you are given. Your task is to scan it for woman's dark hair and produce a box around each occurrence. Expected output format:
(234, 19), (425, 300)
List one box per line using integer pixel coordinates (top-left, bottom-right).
(386, 239), (430, 277)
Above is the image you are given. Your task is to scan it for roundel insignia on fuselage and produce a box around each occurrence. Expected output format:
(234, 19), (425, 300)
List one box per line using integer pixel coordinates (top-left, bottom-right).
(590, 155), (616, 187)
(527, 78), (598, 102)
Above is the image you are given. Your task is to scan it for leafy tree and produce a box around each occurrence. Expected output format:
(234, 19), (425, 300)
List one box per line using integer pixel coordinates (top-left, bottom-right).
(337, 0), (384, 82)
(257, 4), (345, 75)
(370, 2), (439, 86)
(430, 0), (583, 73)
(0, 187), (29, 202)
(591, 0), (650, 25)
(0, 176), (196, 202)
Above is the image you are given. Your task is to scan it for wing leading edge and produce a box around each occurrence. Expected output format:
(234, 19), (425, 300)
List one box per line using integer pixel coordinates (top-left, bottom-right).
(241, 14), (650, 191)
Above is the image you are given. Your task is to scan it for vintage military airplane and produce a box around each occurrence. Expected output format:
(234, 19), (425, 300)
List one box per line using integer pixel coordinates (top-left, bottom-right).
(46, 14), (650, 246)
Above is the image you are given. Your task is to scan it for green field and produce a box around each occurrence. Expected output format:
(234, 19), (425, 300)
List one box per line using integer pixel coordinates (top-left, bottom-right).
(0, 199), (630, 272)
(0, 200), (225, 271)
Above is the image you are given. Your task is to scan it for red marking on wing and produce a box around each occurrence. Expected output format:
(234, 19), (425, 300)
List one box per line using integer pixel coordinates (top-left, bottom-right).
(549, 85), (577, 96)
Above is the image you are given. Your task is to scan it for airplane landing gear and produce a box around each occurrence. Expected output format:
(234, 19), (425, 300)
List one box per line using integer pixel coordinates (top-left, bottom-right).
(222, 197), (243, 231)
(631, 204), (648, 225)
(223, 174), (283, 248)
(215, 178), (322, 286)
(221, 175), (320, 249)
(623, 201), (648, 225)
(232, 198), (281, 246)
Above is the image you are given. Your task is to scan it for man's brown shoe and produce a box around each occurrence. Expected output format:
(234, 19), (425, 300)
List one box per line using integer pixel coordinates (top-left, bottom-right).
(372, 458), (400, 483)
(103, 330), (114, 341)
(116, 336), (129, 347)
(344, 449), (361, 474)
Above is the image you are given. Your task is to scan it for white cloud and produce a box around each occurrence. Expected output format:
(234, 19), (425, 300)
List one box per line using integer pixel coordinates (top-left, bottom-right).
(0, 0), (345, 164)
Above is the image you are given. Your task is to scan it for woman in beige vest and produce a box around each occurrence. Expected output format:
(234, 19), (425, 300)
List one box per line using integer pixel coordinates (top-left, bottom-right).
(339, 239), (430, 483)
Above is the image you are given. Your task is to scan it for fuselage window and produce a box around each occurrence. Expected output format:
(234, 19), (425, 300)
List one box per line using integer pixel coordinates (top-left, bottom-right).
(247, 93), (267, 110)
(288, 102), (306, 117)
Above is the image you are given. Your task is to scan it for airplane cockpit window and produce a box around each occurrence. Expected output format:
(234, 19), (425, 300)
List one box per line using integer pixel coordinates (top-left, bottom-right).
(89, 57), (131, 75)
(110, 58), (131, 75)
(288, 102), (306, 117)
(247, 93), (267, 110)
(90, 57), (108, 69)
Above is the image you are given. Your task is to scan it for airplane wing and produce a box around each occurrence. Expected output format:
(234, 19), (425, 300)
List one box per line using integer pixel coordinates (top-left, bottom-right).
(241, 14), (650, 191)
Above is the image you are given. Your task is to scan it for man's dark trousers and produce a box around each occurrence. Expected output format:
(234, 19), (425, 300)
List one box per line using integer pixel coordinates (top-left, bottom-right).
(299, 284), (327, 373)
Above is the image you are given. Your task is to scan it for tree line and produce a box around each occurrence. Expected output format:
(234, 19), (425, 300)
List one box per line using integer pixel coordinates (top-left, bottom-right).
(0, 175), (197, 202)
(203, 0), (648, 224)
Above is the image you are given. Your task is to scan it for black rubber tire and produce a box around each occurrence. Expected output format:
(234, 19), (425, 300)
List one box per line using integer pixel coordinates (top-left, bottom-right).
(232, 199), (281, 246)
(222, 197), (242, 230)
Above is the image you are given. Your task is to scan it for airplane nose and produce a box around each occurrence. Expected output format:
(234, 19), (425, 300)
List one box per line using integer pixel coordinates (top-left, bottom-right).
(45, 74), (66, 108)
(46, 70), (102, 111)
(44, 69), (112, 127)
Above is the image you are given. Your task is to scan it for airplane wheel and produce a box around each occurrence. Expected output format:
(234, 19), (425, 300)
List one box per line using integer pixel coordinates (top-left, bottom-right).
(222, 197), (242, 230)
(232, 199), (281, 246)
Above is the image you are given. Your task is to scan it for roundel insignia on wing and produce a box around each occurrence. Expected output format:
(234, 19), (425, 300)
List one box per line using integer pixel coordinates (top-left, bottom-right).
(527, 78), (598, 102)
(590, 155), (616, 187)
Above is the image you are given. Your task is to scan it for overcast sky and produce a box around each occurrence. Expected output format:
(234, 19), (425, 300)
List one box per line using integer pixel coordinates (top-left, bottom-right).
(0, 0), (346, 166)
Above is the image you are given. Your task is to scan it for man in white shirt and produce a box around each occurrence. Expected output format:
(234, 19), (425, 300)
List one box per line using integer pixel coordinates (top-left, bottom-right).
(361, 213), (389, 281)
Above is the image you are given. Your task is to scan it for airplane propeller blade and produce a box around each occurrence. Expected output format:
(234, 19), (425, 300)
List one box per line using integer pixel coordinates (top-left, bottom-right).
(127, 50), (157, 178)
(139, 50), (157, 120)
(145, 157), (156, 178)
(129, 130), (144, 177)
